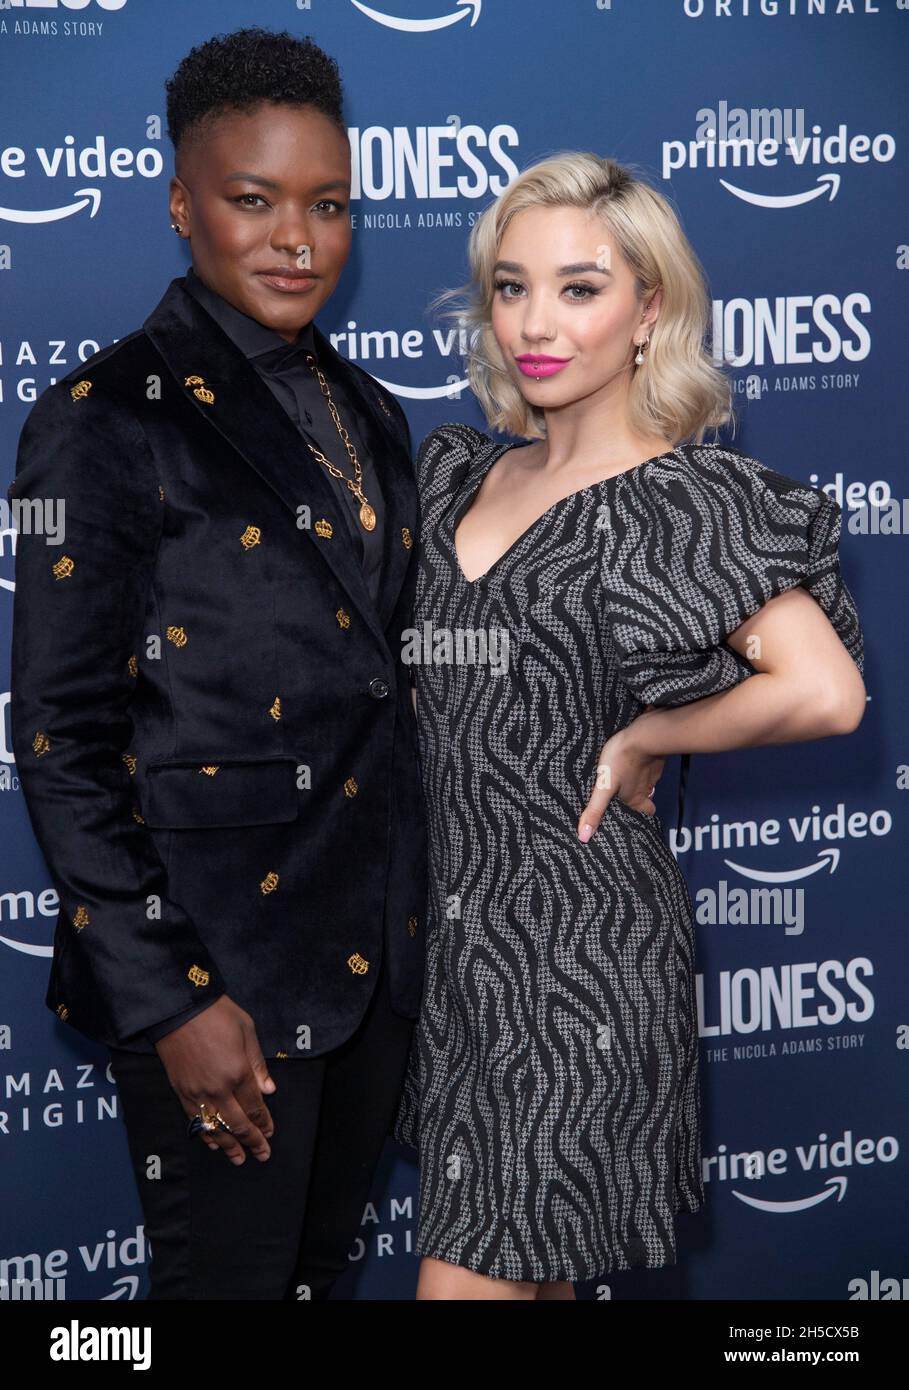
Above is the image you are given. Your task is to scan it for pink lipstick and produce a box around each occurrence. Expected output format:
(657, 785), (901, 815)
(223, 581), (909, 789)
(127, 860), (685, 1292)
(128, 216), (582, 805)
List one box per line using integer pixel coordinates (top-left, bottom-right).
(515, 354), (571, 378)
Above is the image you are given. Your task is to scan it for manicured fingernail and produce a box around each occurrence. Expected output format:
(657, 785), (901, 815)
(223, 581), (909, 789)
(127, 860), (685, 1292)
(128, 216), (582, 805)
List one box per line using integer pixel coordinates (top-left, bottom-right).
(579, 823), (593, 842)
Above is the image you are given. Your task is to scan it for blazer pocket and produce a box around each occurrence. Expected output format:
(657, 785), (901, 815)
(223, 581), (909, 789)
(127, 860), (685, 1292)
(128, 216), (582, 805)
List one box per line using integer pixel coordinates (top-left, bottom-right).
(143, 756), (300, 829)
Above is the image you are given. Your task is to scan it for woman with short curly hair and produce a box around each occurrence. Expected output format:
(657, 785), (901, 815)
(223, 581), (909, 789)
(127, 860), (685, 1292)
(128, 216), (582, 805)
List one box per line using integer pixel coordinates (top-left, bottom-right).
(10, 26), (427, 1301)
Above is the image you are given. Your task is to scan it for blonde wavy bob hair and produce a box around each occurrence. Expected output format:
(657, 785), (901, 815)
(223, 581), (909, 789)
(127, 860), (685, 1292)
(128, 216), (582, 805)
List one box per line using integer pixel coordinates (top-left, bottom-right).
(430, 152), (734, 445)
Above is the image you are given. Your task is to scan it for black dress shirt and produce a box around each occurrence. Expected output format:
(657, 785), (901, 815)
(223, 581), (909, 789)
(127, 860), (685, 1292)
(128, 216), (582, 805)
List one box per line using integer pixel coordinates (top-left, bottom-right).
(143, 265), (386, 1046)
(182, 264), (385, 601)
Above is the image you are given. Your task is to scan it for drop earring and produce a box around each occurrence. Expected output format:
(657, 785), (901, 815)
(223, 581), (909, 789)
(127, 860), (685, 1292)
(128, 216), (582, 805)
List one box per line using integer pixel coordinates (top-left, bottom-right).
(634, 336), (650, 365)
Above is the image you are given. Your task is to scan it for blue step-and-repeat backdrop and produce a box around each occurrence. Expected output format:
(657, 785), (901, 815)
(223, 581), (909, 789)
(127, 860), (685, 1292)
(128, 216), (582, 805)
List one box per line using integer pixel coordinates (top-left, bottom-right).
(0, 1), (905, 1302)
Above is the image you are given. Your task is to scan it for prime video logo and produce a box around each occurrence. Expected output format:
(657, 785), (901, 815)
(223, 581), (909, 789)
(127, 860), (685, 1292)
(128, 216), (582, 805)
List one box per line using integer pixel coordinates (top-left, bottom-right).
(49, 1319), (150, 1370)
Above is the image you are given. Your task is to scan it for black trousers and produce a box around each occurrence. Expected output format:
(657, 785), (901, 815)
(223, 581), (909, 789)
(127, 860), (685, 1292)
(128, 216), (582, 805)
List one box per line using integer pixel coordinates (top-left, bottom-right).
(108, 947), (414, 1299)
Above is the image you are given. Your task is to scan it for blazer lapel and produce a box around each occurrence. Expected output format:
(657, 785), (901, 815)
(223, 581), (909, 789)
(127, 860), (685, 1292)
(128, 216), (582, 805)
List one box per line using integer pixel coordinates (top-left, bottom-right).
(309, 322), (418, 634)
(142, 277), (416, 646)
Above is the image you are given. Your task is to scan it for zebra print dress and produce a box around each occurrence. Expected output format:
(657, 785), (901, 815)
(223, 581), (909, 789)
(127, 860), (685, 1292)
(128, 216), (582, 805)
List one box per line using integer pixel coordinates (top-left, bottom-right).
(392, 423), (864, 1282)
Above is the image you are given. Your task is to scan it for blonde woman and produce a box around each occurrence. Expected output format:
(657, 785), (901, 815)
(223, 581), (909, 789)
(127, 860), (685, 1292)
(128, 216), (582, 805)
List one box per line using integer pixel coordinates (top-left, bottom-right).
(393, 153), (866, 1300)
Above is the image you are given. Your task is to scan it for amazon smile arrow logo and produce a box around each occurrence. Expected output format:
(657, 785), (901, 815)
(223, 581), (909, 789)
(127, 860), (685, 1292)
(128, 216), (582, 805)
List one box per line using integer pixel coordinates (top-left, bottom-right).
(722, 847), (839, 882)
(0, 932), (53, 958)
(368, 369), (471, 399)
(0, 188), (101, 224)
(351, 0), (481, 30)
(733, 1175), (848, 1212)
(719, 172), (840, 207)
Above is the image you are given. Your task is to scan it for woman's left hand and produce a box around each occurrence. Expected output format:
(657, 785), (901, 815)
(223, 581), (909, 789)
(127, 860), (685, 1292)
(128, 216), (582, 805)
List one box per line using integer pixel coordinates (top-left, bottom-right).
(577, 709), (666, 842)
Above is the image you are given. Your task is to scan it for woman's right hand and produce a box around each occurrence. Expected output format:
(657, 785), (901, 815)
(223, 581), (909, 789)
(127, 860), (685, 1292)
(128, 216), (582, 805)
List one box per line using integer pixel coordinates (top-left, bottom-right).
(576, 705), (666, 841)
(154, 996), (276, 1164)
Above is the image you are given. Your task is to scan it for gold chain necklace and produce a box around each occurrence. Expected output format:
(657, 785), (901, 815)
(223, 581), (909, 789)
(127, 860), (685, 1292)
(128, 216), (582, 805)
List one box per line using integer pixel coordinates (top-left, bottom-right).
(303, 351), (376, 531)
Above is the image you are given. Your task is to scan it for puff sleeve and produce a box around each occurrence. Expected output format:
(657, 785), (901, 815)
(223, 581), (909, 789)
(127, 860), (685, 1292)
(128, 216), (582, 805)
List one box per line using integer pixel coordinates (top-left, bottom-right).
(602, 445), (864, 708)
(415, 421), (486, 504)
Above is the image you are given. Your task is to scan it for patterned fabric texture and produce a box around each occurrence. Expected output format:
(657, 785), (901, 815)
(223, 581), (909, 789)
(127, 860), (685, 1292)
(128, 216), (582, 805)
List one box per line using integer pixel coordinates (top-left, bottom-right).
(392, 423), (864, 1281)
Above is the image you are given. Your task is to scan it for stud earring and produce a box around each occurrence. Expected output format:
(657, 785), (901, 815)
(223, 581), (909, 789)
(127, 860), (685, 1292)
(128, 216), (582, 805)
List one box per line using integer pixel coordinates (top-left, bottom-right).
(171, 222), (182, 234)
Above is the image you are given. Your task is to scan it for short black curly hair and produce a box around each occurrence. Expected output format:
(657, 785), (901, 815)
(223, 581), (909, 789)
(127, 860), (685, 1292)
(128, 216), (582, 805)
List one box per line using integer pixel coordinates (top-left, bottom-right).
(165, 27), (345, 159)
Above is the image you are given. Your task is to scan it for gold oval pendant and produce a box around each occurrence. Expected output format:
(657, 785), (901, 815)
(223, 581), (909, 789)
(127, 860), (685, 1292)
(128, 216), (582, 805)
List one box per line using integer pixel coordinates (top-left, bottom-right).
(359, 502), (377, 531)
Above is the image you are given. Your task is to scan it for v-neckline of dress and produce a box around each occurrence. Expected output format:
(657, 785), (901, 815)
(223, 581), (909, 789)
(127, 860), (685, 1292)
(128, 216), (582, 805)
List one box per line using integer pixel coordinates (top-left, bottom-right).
(449, 437), (682, 586)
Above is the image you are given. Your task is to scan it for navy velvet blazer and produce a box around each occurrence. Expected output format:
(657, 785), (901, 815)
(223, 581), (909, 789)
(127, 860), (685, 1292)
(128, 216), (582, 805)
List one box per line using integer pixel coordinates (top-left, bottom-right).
(8, 274), (428, 1057)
